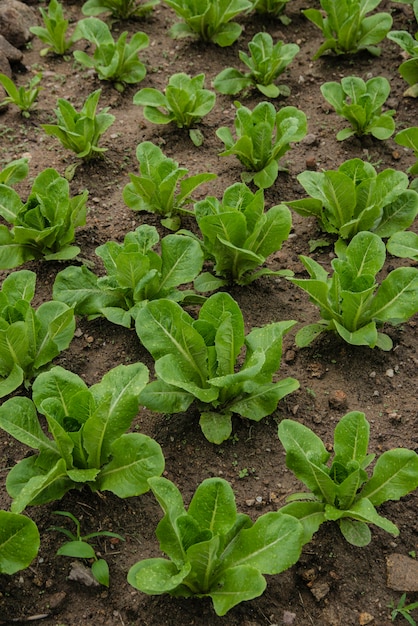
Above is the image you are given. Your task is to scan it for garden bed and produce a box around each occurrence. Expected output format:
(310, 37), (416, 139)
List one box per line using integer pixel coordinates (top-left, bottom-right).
(0, 1), (418, 624)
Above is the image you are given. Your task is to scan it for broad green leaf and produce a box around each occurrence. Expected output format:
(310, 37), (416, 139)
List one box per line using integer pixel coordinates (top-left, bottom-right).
(139, 379), (194, 413)
(210, 565), (266, 616)
(370, 267), (418, 323)
(360, 449), (418, 506)
(188, 478), (237, 534)
(148, 476), (187, 565)
(0, 396), (56, 452)
(97, 433), (164, 497)
(221, 512), (303, 575)
(338, 519), (371, 546)
(199, 412), (232, 444)
(91, 558), (109, 587)
(57, 541), (96, 559)
(0, 511), (40, 575)
(128, 559), (191, 594)
(230, 378), (299, 421)
(10, 458), (71, 513)
(279, 501), (326, 543)
(333, 411), (369, 465)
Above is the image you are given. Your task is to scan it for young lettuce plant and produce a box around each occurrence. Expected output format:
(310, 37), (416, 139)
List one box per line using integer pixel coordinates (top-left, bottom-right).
(0, 362), (165, 514)
(0, 156), (29, 186)
(0, 270), (76, 398)
(183, 182), (292, 288)
(82, 0), (159, 19)
(288, 158), (418, 241)
(213, 33), (299, 98)
(41, 89), (115, 162)
(289, 231), (418, 350)
(30, 0), (76, 56)
(162, 0), (252, 47)
(133, 73), (216, 146)
(320, 76), (395, 141)
(0, 512), (40, 575)
(128, 476), (305, 615)
(278, 411), (418, 547)
(251, 0), (292, 23)
(303, 0), (392, 59)
(123, 141), (216, 230)
(0, 168), (88, 268)
(53, 224), (205, 328)
(136, 292), (299, 444)
(72, 17), (149, 91)
(216, 101), (307, 188)
(0, 73), (42, 117)
(387, 2), (418, 97)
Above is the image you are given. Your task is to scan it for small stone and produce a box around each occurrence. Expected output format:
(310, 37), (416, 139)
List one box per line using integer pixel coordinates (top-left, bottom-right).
(310, 580), (330, 601)
(245, 498), (255, 507)
(386, 368), (394, 378)
(74, 328), (83, 338)
(306, 155), (317, 170)
(47, 591), (67, 610)
(369, 371), (376, 378)
(328, 389), (348, 410)
(302, 133), (319, 146)
(284, 349), (296, 363)
(68, 561), (99, 587)
(387, 554), (418, 591)
(283, 610), (296, 625)
(359, 612), (374, 625)
(392, 150), (401, 160)
(85, 336), (94, 343)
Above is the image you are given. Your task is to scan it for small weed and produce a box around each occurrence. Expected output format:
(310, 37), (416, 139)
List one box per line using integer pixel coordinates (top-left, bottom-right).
(389, 593), (418, 624)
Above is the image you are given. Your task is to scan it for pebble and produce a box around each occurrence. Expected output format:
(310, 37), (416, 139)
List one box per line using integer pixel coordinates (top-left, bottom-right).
(387, 553), (418, 591)
(359, 613), (374, 625)
(386, 368), (394, 378)
(328, 389), (348, 410)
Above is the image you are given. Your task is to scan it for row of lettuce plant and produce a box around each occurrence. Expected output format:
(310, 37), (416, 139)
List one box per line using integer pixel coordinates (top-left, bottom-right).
(2, 399), (418, 614)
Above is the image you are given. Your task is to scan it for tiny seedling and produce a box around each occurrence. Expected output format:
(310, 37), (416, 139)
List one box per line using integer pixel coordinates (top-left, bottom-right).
(82, 0), (159, 19)
(389, 593), (418, 625)
(133, 73), (216, 146)
(213, 32), (299, 98)
(30, 0), (76, 56)
(321, 75), (396, 141)
(0, 73), (42, 117)
(50, 511), (124, 587)
(162, 0), (252, 46)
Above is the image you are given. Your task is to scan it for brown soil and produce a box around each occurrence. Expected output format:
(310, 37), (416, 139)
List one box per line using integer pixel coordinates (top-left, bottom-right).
(0, 1), (417, 625)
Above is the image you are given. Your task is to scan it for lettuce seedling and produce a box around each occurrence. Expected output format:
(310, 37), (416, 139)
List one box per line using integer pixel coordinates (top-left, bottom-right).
(51, 510), (124, 587)
(0, 157), (29, 186)
(0, 270), (76, 398)
(303, 0), (392, 59)
(0, 168), (88, 268)
(42, 89), (115, 161)
(290, 231), (418, 350)
(251, 0), (292, 22)
(0, 363), (165, 513)
(133, 73), (216, 146)
(123, 141), (216, 230)
(128, 476), (305, 615)
(288, 158), (418, 240)
(0, 511), (40, 575)
(395, 127), (418, 175)
(53, 224), (205, 328)
(388, 2), (418, 97)
(30, 0), (76, 56)
(0, 73), (42, 118)
(216, 101), (307, 188)
(136, 292), (299, 443)
(278, 411), (418, 547)
(185, 182), (292, 287)
(72, 17), (148, 91)
(162, 0), (252, 47)
(213, 33), (299, 98)
(82, 0), (159, 19)
(321, 76), (395, 141)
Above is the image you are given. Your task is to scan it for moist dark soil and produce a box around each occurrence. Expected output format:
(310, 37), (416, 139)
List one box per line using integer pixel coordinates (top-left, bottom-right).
(0, 1), (417, 625)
